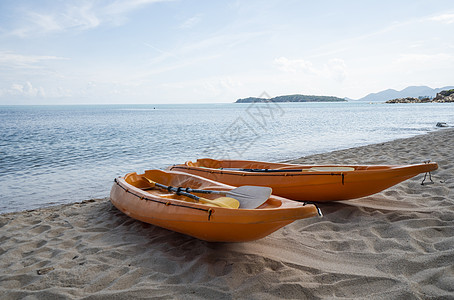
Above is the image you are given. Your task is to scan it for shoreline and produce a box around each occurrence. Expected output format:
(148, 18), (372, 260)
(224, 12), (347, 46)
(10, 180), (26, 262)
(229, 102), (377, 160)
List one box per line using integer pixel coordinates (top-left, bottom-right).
(0, 127), (447, 216)
(1, 128), (453, 298)
(1, 102), (451, 216)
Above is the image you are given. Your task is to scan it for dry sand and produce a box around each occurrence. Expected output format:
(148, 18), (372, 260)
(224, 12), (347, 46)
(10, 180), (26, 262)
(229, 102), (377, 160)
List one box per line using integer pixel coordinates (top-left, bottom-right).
(1, 128), (453, 299)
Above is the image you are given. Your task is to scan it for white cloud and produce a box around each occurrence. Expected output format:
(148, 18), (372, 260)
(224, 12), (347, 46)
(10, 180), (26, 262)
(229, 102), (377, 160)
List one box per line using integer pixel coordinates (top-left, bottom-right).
(327, 58), (347, 82)
(6, 82), (45, 97)
(274, 57), (347, 82)
(429, 13), (454, 24)
(274, 57), (318, 74)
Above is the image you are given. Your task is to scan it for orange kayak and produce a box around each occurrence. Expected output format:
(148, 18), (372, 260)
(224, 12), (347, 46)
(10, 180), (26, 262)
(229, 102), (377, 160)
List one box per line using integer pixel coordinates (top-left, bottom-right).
(168, 158), (438, 202)
(110, 169), (320, 242)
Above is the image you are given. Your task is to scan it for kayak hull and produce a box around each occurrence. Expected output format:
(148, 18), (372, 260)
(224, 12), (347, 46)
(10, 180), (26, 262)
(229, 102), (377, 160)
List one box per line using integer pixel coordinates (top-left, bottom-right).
(168, 159), (438, 202)
(110, 170), (319, 242)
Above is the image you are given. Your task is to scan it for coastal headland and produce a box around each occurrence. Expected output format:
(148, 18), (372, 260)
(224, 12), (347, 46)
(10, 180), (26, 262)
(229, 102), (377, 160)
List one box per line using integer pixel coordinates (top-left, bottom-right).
(386, 89), (454, 103)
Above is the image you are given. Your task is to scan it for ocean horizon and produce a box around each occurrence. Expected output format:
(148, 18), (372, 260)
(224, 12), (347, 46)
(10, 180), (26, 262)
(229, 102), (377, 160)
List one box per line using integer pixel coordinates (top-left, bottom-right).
(1, 102), (453, 214)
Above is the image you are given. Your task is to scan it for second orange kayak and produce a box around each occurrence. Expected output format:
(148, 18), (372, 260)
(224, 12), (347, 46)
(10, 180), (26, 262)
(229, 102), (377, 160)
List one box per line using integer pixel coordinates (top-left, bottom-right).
(168, 158), (438, 202)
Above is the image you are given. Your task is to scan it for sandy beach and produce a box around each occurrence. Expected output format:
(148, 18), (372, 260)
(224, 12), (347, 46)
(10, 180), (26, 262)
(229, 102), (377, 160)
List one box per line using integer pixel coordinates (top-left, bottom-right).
(1, 128), (453, 299)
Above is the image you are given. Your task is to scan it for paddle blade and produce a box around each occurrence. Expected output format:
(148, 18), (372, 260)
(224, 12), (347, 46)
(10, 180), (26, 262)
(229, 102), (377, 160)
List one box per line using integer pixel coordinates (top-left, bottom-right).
(142, 176), (156, 188)
(199, 197), (240, 209)
(227, 186), (272, 209)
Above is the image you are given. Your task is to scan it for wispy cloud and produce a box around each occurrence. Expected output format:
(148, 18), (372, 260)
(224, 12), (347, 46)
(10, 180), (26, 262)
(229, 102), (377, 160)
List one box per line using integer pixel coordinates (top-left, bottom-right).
(7, 3), (101, 37)
(5, 0), (171, 38)
(0, 51), (67, 68)
(428, 13), (454, 24)
(143, 42), (181, 62)
(135, 53), (222, 79)
(395, 53), (454, 65)
(180, 30), (270, 54)
(104, 0), (171, 15)
(179, 14), (203, 29)
(141, 29), (270, 74)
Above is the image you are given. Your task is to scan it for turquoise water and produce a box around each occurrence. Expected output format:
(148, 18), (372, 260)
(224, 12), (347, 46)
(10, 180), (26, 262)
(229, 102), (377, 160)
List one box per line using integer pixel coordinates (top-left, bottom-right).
(1, 102), (453, 213)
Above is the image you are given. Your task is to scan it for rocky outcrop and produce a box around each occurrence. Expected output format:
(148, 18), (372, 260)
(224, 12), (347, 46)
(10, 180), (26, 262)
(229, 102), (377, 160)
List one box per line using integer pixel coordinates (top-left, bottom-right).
(385, 97), (431, 103)
(386, 89), (454, 103)
(433, 89), (454, 102)
(359, 85), (454, 102)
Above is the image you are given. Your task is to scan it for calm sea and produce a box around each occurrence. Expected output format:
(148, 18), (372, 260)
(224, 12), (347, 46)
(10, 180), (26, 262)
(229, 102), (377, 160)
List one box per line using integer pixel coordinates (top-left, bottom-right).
(1, 102), (453, 214)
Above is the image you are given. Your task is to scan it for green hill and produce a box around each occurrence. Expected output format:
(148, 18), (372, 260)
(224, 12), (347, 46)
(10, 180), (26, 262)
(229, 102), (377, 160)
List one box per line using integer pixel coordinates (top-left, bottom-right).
(235, 94), (347, 103)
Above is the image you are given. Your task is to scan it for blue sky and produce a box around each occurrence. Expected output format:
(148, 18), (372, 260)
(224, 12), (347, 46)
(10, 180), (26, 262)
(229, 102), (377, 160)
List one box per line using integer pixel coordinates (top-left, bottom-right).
(1, 0), (453, 104)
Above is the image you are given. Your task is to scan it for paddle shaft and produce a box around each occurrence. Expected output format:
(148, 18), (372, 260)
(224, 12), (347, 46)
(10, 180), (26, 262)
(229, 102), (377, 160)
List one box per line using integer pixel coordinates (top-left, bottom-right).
(141, 177), (240, 208)
(141, 185), (224, 195)
(183, 188), (224, 195)
(152, 182), (204, 202)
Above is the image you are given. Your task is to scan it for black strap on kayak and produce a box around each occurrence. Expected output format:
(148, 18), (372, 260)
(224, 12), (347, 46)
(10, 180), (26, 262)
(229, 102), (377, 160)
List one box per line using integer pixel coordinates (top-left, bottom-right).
(421, 172), (434, 185)
(208, 208), (213, 221)
(176, 187), (183, 195)
(421, 160), (434, 185)
(303, 202), (323, 217)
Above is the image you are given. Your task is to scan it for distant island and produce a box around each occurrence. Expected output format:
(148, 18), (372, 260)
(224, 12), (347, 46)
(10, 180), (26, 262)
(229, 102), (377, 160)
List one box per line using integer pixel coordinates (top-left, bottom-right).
(385, 89), (454, 103)
(235, 94), (347, 103)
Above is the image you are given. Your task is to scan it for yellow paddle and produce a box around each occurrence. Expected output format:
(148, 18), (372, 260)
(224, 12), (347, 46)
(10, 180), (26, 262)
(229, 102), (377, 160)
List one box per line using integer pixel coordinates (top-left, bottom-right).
(142, 177), (240, 209)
